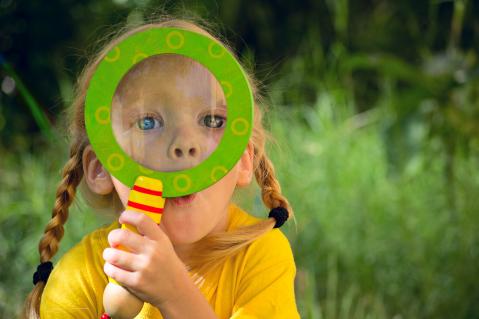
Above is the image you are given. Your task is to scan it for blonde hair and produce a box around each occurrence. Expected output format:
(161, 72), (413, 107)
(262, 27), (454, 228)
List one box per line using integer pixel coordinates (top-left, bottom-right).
(22, 15), (293, 318)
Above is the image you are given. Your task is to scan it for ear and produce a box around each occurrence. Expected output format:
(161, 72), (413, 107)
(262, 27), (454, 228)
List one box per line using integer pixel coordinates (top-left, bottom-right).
(236, 142), (254, 187)
(82, 145), (114, 195)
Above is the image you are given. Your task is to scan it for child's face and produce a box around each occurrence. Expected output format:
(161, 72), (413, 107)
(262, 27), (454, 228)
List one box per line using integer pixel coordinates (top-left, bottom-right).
(111, 55), (226, 172)
(105, 55), (253, 251)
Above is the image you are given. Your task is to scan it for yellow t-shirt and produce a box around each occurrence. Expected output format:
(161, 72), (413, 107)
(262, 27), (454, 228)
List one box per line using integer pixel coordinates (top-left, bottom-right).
(40, 203), (300, 318)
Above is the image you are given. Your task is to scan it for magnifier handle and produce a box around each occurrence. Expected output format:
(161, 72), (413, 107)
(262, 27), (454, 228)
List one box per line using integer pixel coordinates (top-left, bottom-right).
(103, 176), (164, 319)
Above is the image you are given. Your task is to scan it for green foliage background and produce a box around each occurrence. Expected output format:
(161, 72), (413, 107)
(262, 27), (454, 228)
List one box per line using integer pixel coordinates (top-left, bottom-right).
(1, 0), (478, 318)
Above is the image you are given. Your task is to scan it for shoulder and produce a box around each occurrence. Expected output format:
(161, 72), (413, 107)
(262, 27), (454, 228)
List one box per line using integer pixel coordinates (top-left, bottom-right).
(40, 221), (118, 318)
(243, 228), (296, 280)
(226, 205), (299, 318)
(250, 228), (294, 262)
(228, 204), (296, 274)
(52, 220), (117, 277)
(228, 203), (295, 263)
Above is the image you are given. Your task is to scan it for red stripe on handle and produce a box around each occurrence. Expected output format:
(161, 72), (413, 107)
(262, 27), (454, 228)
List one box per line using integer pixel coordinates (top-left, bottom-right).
(127, 200), (164, 214)
(132, 185), (163, 196)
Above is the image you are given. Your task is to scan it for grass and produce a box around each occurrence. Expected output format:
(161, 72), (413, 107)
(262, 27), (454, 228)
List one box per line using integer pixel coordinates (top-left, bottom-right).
(268, 91), (479, 318)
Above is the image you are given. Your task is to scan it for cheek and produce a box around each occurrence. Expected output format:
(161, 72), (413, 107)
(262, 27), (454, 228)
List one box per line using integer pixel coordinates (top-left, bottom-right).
(138, 138), (168, 170)
(196, 129), (223, 161)
(202, 166), (239, 206)
(204, 137), (220, 158)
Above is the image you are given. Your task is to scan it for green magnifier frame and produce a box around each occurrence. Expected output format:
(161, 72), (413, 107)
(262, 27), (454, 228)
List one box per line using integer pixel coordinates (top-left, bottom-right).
(85, 28), (254, 197)
(85, 28), (253, 197)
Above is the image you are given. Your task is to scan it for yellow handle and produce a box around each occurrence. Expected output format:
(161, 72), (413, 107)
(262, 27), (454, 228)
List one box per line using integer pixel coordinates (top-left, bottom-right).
(124, 175), (165, 227)
(109, 176), (165, 284)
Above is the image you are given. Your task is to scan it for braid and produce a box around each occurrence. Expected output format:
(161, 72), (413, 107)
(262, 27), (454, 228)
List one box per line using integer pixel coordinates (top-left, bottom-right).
(22, 140), (86, 319)
(249, 101), (292, 216)
(255, 153), (292, 214)
(38, 143), (84, 261)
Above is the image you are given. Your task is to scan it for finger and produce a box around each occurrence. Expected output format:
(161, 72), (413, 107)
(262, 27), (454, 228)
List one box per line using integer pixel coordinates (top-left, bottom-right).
(103, 247), (141, 272)
(119, 210), (165, 241)
(104, 262), (141, 288)
(108, 228), (146, 253)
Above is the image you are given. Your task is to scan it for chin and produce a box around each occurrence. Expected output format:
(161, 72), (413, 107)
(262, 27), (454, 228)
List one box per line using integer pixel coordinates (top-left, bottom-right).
(159, 217), (206, 245)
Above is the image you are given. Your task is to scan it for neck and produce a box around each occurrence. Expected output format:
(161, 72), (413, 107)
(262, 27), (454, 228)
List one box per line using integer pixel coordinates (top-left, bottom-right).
(174, 243), (194, 263)
(172, 206), (231, 264)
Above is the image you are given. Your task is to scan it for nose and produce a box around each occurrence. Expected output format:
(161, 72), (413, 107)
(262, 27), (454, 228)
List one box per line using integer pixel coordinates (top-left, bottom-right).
(172, 145), (197, 158)
(167, 129), (202, 160)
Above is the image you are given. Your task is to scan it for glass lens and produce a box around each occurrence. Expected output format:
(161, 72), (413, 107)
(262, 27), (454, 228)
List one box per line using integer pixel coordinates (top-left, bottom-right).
(111, 54), (226, 172)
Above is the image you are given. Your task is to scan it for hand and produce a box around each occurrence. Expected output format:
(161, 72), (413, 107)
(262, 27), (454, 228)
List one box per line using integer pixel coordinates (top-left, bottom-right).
(103, 210), (189, 308)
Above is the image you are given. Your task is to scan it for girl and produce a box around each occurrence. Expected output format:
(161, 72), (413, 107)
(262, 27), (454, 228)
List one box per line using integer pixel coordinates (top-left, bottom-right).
(23, 17), (299, 319)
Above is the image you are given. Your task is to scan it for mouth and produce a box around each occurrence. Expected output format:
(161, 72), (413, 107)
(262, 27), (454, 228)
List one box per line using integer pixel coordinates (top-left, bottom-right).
(168, 193), (196, 206)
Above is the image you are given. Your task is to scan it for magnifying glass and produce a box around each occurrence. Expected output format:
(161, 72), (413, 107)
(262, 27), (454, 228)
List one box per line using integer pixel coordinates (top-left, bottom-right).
(85, 28), (253, 318)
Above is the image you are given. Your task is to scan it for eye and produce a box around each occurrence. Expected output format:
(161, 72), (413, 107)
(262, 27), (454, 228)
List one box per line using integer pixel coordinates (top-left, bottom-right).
(203, 115), (226, 128)
(136, 115), (162, 131)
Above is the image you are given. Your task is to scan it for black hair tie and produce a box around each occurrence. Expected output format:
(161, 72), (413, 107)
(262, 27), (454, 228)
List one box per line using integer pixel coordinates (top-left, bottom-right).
(33, 261), (53, 285)
(268, 207), (289, 228)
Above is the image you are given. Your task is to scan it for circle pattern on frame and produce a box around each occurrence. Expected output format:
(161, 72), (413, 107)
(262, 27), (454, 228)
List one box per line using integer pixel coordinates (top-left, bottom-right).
(85, 27), (254, 197)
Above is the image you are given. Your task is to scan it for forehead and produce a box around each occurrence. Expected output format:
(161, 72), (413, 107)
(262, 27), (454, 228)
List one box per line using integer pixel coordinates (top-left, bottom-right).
(114, 54), (224, 102)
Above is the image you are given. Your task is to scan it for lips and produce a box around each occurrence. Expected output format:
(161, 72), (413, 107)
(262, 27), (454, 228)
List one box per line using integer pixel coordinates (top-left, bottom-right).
(169, 193), (196, 206)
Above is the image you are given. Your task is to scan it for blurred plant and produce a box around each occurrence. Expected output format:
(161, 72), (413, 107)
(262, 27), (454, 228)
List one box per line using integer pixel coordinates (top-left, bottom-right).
(269, 90), (479, 318)
(0, 144), (110, 318)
